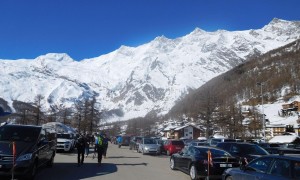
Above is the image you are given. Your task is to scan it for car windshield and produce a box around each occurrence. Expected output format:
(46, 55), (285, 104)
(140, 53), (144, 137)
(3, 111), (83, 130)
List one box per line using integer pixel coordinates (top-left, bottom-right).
(239, 144), (268, 155)
(144, 139), (156, 144)
(172, 141), (184, 145)
(0, 125), (41, 142)
(57, 134), (71, 139)
(197, 147), (231, 157)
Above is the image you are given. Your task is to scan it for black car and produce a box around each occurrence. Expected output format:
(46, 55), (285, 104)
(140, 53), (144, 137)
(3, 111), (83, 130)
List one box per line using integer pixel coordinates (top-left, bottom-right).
(170, 146), (240, 179)
(0, 124), (56, 179)
(222, 154), (300, 180)
(216, 142), (269, 165)
(129, 136), (143, 150)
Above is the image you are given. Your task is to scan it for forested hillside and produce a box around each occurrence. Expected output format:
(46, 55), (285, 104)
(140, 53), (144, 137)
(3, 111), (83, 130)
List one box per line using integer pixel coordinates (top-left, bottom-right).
(167, 39), (300, 137)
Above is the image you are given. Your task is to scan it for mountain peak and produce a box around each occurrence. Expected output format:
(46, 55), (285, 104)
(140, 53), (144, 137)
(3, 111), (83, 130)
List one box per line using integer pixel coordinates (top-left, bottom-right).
(263, 18), (295, 31)
(35, 53), (74, 62)
(152, 35), (170, 43)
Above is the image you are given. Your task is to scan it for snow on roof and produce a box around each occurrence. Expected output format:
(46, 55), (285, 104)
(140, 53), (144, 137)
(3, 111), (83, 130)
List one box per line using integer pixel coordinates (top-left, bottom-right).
(174, 124), (200, 131)
(212, 134), (226, 138)
(268, 135), (299, 143)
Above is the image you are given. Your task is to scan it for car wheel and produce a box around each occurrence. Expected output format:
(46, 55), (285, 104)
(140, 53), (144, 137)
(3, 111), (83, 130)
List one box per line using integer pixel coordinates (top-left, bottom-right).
(189, 164), (197, 180)
(225, 176), (233, 180)
(25, 161), (37, 180)
(170, 157), (176, 170)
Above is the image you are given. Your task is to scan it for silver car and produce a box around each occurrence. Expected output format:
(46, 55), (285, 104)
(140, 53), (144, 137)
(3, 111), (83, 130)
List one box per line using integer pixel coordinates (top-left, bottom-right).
(138, 138), (161, 155)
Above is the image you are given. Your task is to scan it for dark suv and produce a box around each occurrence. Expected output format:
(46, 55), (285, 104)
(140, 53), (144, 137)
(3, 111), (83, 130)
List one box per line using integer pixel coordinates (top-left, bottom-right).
(0, 124), (56, 179)
(216, 142), (269, 165)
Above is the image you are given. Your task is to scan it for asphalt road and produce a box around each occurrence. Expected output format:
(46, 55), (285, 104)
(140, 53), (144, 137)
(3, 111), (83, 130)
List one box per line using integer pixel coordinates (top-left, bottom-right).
(34, 143), (190, 180)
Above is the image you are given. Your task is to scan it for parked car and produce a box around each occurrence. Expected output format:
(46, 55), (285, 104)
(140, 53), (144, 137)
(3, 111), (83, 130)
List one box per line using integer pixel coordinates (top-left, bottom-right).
(170, 146), (240, 180)
(216, 142), (269, 165)
(0, 124), (56, 179)
(56, 132), (76, 152)
(120, 135), (131, 146)
(164, 139), (185, 156)
(138, 138), (161, 155)
(156, 139), (166, 154)
(129, 136), (143, 150)
(222, 154), (300, 180)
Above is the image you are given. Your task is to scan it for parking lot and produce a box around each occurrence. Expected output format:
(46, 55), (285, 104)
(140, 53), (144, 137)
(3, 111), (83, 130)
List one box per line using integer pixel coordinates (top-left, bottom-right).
(33, 143), (190, 180)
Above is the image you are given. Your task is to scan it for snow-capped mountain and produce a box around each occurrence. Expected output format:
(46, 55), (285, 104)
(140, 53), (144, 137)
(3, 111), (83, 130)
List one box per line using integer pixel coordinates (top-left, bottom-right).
(1, 18), (300, 121)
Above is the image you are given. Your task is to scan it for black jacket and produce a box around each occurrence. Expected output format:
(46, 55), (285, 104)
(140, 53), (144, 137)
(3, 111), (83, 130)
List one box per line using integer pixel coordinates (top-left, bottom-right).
(76, 136), (86, 150)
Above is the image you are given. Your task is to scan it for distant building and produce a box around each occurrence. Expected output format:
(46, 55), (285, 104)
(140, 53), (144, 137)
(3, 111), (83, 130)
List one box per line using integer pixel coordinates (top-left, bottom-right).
(163, 124), (203, 139)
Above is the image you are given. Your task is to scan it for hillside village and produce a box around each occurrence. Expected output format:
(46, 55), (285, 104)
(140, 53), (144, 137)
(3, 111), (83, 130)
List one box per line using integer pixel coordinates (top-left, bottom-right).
(145, 98), (300, 141)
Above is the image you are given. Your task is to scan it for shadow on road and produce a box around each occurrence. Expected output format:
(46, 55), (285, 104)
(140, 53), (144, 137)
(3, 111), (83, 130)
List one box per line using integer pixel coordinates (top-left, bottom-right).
(107, 156), (140, 159)
(34, 162), (118, 180)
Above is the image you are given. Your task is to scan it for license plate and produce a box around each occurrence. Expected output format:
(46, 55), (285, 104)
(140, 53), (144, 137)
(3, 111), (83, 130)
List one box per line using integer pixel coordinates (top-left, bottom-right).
(176, 147), (181, 149)
(220, 164), (232, 167)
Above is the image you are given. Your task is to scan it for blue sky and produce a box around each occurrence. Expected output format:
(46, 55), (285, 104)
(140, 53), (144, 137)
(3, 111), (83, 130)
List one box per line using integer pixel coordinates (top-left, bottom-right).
(0, 0), (299, 61)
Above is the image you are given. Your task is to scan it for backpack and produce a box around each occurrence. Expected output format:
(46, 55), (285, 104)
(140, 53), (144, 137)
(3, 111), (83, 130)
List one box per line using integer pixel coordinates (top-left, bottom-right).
(97, 136), (103, 146)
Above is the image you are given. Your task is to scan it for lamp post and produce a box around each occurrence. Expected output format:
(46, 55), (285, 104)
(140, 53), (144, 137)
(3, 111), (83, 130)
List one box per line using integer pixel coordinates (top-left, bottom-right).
(257, 82), (265, 142)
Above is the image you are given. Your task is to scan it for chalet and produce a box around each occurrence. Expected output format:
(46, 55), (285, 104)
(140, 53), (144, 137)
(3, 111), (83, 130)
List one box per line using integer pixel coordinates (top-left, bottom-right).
(266, 124), (300, 137)
(281, 101), (299, 116)
(163, 124), (203, 140)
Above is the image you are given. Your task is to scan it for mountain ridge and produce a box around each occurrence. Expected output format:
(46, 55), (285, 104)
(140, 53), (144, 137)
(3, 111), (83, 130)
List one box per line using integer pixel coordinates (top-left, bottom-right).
(1, 18), (300, 122)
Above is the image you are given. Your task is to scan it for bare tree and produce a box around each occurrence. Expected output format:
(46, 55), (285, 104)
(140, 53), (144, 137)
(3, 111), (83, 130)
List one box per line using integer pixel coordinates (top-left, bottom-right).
(33, 94), (45, 125)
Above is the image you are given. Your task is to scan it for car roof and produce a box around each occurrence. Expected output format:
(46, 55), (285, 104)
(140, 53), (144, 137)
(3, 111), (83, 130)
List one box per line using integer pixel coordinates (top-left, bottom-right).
(2, 124), (42, 129)
(194, 145), (227, 151)
(218, 142), (255, 145)
(261, 154), (300, 161)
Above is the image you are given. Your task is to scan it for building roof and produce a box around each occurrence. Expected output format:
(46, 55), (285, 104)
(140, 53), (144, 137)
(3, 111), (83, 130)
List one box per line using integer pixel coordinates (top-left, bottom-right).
(268, 135), (299, 143)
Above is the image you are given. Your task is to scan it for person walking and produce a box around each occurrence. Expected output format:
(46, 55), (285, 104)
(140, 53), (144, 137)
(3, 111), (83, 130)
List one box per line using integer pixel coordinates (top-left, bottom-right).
(102, 134), (110, 158)
(93, 133), (98, 159)
(117, 135), (123, 148)
(76, 134), (86, 166)
(85, 134), (91, 158)
(96, 133), (104, 166)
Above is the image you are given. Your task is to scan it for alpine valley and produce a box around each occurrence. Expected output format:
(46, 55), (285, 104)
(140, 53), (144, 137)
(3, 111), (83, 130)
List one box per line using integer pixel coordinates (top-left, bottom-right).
(1, 18), (300, 122)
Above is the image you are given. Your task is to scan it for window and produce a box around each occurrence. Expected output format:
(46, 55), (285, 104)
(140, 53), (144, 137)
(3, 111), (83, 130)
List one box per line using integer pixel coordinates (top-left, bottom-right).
(270, 159), (291, 177)
(248, 157), (272, 173)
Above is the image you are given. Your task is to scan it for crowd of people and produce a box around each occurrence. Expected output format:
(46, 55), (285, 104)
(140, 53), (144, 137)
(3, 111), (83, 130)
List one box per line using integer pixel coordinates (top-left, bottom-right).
(75, 132), (110, 167)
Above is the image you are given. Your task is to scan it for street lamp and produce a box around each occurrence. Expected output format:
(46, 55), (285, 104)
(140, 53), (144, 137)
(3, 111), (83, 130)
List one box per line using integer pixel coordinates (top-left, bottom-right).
(257, 82), (265, 142)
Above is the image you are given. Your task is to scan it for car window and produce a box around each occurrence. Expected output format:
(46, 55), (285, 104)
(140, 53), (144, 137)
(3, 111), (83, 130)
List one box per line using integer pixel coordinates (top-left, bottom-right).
(270, 159), (291, 177)
(187, 147), (195, 155)
(248, 157), (272, 173)
(231, 144), (240, 153)
(239, 144), (269, 155)
(211, 139), (222, 146)
(210, 149), (231, 158)
(181, 147), (188, 154)
(172, 140), (184, 145)
(0, 126), (41, 142)
(144, 139), (156, 144)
